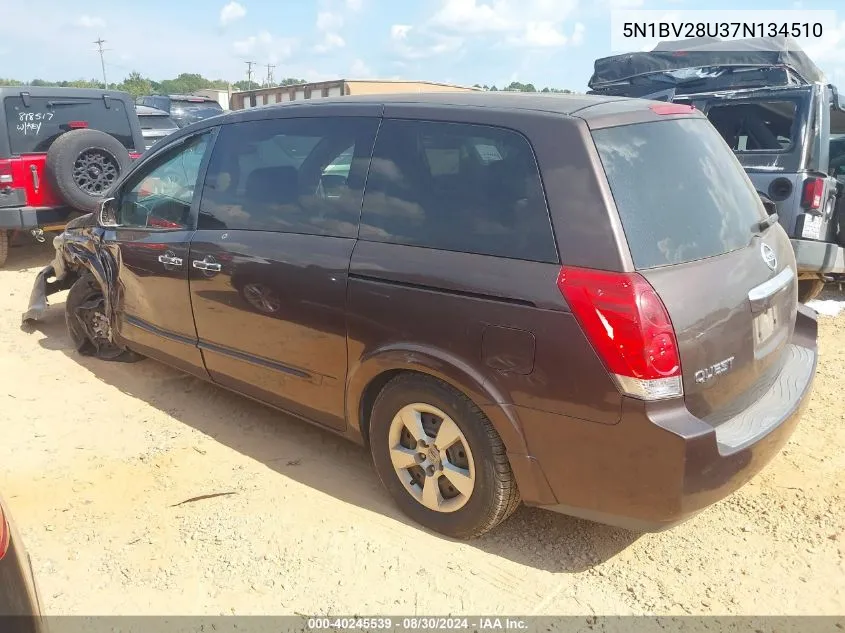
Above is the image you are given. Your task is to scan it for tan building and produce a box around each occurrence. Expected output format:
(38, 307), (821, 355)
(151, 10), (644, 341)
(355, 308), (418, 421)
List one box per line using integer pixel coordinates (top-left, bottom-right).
(230, 79), (477, 110)
(192, 88), (232, 110)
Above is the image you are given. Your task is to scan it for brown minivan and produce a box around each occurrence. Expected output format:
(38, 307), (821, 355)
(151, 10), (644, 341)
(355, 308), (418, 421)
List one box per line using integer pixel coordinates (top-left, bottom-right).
(24, 93), (818, 538)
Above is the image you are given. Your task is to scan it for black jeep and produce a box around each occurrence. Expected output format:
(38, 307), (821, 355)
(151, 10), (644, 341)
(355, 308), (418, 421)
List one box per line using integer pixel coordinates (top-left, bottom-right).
(589, 37), (845, 302)
(0, 86), (145, 267)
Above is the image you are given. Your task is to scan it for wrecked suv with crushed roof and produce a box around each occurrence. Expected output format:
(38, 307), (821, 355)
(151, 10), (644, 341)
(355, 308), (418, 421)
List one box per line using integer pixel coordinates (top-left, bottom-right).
(589, 37), (845, 302)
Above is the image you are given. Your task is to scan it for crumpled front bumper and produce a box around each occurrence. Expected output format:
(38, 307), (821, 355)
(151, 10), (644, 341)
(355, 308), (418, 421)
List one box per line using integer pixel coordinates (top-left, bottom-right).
(21, 265), (58, 323)
(21, 234), (76, 324)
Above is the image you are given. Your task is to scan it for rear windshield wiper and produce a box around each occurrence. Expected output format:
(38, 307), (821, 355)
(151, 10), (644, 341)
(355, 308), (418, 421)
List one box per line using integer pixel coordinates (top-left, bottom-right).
(753, 213), (779, 235)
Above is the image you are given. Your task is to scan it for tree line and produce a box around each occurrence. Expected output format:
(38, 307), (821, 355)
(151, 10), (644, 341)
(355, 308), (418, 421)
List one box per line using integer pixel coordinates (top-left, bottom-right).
(473, 82), (575, 93)
(0, 72), (309, 98)
(0, 73), (574, 99)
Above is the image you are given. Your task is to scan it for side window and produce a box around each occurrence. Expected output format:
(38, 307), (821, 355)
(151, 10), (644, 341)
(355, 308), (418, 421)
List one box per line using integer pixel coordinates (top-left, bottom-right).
(359, 119), (557, 262)
(198, 116), (379, 237)
(828, 107), (845, 177)
(117, 131), (213, 229)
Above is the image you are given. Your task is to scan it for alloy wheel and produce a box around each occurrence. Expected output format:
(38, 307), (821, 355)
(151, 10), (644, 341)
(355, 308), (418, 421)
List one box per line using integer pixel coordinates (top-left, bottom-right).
(387, 403), (476, 513)
(73, 149), (120, 195)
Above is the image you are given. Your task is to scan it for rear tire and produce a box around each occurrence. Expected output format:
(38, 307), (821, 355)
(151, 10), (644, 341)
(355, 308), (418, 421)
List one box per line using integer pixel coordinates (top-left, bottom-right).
(0, 230), (8, 268)
(65, 273), (143, 362)
(369, 373), (520, 539)
(797, 278), (825, 303)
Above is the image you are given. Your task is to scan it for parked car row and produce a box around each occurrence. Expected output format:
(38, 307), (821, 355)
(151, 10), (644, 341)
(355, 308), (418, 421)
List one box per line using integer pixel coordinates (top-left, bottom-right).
(23, 90), (818, 542)
(0, 87), (226, 267)
(135, 94), (224, 129)
(135, 104), (179, 151)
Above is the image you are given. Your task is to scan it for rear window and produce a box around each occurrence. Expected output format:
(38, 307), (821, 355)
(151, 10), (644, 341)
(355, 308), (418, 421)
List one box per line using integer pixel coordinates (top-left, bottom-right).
(171, 100), (224, 124)
(4, 96), (135, 154)
(139, 114), (177, 131)
(707, 100), (798, 152)
(593, 118), (765, 270)
(359, 119), (558, 263)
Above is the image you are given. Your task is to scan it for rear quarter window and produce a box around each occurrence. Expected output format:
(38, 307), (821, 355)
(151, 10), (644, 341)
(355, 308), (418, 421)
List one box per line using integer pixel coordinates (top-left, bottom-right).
(359, 119), (558, 263)
(4, 96), (135, 154)
(592, 118), (765, 270)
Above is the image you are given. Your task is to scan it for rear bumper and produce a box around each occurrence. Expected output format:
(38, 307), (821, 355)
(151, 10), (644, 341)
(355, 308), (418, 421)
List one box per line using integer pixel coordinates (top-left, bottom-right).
(520, 305), (818, 532)
(0, 207), (71, 230)
(790, 238), (845, 274)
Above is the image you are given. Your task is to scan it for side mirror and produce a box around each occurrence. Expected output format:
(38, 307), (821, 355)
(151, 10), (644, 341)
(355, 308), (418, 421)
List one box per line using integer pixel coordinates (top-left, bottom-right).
(98, 197), (119, 227)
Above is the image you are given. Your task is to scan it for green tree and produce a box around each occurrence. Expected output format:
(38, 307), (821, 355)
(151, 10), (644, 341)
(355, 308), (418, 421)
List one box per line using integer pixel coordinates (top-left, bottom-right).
(63, 79), (103, 89)
(158, 73), (212, 95)
(116, 71), (153, 98)
(232, 80), (259, 91)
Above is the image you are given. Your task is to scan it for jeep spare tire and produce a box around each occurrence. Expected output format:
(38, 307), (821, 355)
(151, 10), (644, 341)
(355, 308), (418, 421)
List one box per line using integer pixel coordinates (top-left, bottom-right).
(45, 129), (129, 213)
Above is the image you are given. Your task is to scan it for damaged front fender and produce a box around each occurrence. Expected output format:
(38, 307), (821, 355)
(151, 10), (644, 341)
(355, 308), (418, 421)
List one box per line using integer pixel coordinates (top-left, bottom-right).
(21, 213), (120, 327)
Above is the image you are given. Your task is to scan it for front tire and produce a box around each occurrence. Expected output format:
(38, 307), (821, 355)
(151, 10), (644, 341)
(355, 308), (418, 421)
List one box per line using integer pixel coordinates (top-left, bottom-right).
(65, 273), (143, 362)
(369, 374), (520, 539)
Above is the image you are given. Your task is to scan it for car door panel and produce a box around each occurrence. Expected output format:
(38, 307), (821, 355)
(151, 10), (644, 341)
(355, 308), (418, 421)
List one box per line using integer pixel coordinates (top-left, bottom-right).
(103, 129), (216, 376)
(105, 228), (203, 376)
(188, 113), (380, 430)
(188, 231), (355, 428)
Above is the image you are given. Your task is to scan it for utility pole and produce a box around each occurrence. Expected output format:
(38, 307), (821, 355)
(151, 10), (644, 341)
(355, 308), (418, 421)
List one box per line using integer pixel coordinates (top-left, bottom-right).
(245, 61), (257, 89)
(94, 37), (108, 88)
(265, 64), (276, 87)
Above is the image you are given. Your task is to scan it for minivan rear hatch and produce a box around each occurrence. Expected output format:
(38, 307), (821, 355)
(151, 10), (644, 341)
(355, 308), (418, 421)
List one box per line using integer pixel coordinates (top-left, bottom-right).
(590, 116), (797, 426)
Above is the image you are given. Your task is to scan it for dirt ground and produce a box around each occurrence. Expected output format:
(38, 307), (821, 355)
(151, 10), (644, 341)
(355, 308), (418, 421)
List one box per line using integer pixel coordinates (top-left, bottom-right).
(1, 239), (843, 616)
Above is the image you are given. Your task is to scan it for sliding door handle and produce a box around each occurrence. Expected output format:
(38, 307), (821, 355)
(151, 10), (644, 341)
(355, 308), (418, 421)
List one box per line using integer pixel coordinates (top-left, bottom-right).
(192, 255), (222, 274)
(192, 260), (222, 271)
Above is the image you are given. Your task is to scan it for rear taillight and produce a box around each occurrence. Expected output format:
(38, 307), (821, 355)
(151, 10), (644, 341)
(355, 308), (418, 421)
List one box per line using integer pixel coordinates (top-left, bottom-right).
(801, 177), (825, 210)
(68, 121), (89, 129)
(0, 505), (9, 560)
(557, 266), (683, 401)
(0, 159), (13, 185)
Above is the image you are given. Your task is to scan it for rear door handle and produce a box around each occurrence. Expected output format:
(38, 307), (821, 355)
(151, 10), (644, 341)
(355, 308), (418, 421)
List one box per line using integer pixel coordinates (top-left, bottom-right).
(157, 253), (183, 267)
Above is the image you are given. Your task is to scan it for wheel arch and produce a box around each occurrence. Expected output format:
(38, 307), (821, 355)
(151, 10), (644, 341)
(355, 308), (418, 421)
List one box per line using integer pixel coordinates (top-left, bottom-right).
(346, 344), (529, 457)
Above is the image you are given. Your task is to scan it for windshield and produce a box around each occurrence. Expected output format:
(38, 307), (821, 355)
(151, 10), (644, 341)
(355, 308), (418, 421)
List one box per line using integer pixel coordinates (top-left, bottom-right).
(592, 118), (765, 269)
